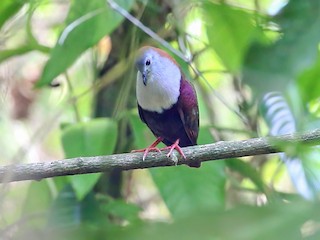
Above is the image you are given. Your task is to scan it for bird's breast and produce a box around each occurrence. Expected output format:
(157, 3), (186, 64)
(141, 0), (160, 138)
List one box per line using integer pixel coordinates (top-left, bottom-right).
(136, 72), (180, 113)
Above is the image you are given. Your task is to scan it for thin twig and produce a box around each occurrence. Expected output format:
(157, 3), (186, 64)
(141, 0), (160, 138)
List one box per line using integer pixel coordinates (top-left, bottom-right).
(106, 0), (189, 62)
(0, 129), (319, 183)
(65, 71), (81, 122)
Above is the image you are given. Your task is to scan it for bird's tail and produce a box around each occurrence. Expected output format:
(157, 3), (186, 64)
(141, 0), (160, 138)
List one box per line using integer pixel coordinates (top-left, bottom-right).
(187, 161), (201, 168)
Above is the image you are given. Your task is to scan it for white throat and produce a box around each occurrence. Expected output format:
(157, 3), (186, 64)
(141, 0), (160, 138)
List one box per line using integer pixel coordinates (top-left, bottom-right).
(136, 57), (181, 113)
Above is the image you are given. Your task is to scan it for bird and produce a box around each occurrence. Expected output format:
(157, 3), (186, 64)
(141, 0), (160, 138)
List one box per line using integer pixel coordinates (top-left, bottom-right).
(132, 46), (200, 168)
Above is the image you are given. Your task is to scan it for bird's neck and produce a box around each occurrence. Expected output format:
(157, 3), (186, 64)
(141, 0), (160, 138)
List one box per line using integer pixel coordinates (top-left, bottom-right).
(136, 68), (181, 113)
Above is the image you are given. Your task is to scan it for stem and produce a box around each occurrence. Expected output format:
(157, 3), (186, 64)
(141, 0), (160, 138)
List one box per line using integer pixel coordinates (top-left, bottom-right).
(65, 72), (81, 122)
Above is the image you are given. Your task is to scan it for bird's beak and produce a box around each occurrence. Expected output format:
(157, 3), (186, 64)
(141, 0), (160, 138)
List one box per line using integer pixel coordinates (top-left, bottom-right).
(142, 72), (147, 86)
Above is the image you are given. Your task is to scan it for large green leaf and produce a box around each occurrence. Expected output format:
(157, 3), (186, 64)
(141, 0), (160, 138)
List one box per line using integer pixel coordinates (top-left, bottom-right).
(129, 111), (226, 218)
(203, 2), (261, 72)
(150, 160), (225, 218)
(0, 0), (25, 30)
(46, 185), (104, 229)
(113, 200), (320, 240)
(43, 187), (142, 240)
(149, 129), (225, 218)
(21, 181), (54, 229)
(37, 0), (134, 87)
(244, 0), (320, 97)
(61, 118), (118, 200)
(16, 198), (320, 239)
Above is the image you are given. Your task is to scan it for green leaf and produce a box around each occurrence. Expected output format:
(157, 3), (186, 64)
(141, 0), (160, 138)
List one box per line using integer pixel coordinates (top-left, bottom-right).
(101, 198), (141, 224)
(298, 148), (320, 195)
(298, 51), (320, 103)
(244, 0), (320, 97)
(70, 175), (101, 201)
(226, 158), (268, 194)
(203, 2), (260, 72)
(21, 181), (53, 228)
(43, 188), (140, 240)
(19, 199), (320, 240)
(150, 126), (225, 218)
(0, 0), (25, 30)
(46, 185), (104, 230)
(111, 200), (320, 240)
(37, 0), (134, 87)
(61, 118), (118, 200)
(0, 46), (34, 64)
(61, 118), (118, 158)
(128, 109), (226, 218)
(150, 161), (225, 218)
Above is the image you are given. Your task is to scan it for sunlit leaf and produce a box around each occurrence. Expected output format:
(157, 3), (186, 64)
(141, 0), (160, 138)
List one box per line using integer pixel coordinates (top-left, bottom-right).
(37, 0), (134, 87)
(244, 0), (320, 97)
(203, 2), (261, 72)
(298, 52), (320, 103)
(0, 0), (25, 30)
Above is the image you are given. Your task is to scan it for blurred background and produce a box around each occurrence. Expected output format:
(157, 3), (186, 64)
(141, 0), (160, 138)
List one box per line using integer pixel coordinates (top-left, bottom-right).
(1, 0), (320, 239)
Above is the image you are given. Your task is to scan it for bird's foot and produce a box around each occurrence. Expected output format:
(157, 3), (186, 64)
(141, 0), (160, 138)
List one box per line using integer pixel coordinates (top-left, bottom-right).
(132, 146), (161, 161)
(159, 139), (200, 168)
(160, 139), (186, 165)
(131, 137), (163, 161)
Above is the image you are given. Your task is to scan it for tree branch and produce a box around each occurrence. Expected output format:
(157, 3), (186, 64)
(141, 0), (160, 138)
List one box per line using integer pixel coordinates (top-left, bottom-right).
(1, 129), (320, 183)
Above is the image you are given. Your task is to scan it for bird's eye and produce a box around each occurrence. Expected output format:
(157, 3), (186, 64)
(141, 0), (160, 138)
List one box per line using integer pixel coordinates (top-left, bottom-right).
(145, 59), (151, 66)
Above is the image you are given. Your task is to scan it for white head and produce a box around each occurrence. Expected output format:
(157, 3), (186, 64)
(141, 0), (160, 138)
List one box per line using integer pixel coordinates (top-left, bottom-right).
(135, 46), (181, 113)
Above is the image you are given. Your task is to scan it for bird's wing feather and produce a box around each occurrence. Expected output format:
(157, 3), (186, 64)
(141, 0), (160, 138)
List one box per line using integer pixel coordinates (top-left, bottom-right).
(138, 103), (146, 123)
(177, 77), (199, 145)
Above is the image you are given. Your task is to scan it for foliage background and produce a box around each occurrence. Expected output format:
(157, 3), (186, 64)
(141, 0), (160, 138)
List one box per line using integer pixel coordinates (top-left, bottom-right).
(1, 0), (320, 239)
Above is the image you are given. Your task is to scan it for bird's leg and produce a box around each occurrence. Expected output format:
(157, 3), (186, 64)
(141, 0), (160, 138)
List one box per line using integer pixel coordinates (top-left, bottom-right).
(131, 137), (164, 161)
(161, 139), (186, 159)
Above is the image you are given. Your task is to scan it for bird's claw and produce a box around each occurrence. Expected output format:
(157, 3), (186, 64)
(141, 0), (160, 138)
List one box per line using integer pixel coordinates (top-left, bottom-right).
(131, 137), (163, 161)
(132, 138), (187, 166)
(162, 139), (186, 159)
(131, 147), (161, 160)
(142, 147), (161, 161)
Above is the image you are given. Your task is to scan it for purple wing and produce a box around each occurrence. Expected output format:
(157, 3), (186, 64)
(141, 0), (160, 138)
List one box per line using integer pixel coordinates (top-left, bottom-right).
(138, 103), (146, 124)
(177, 77), (199, 145)
(137, 76), (199, 147)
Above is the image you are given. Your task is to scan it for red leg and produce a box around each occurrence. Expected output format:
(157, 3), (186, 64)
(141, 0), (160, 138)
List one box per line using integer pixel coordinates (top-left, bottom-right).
(161, 139), (186, 159)
(131, 137), (164, 161)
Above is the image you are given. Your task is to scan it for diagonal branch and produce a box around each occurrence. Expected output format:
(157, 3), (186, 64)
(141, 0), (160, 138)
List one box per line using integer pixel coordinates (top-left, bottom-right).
(1, 129), (320, 183)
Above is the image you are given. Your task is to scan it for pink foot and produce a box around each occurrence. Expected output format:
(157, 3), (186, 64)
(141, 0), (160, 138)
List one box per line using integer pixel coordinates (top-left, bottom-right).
(161, 139), (186, 159)
(131, 137), (163, 161)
